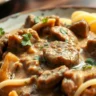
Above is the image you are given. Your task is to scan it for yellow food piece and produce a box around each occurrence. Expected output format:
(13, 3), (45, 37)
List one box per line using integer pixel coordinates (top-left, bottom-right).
(8, 90), (18, 96)
(27, 46), (37, 53)
(92, 13), (96, 15)
(0, 52), (19, 81)
(72, 13), (96, 24)
(71, 11), (96, 33)
(90, 20), (96, 33)
(60, 18), (72, 25)
(71, 11), (89, 19)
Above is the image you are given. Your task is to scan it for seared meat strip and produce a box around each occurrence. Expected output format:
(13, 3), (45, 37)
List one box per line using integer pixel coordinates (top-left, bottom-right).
(70, 20), (89, 38)
(24, 15), (35, 28)
(43, 41), (79, 67)
(51, 26), (78, 45)
(21, 56), (43, 75)
(37, 65), (68, 89)
(8, 28), (40, 53)
(24, 15), (61, 29)
(84, 38), (96, 58)
(62, 67), (96, 96)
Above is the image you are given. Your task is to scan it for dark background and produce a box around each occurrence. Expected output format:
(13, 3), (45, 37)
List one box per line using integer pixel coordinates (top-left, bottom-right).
(0, 0), (96, 19)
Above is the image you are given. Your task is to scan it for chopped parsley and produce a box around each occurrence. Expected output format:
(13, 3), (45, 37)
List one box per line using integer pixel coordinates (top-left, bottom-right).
(72, 64), (92, 70)
(72, 58), (96, 70)
(82, 64), (92, 70)
(21, 40), (32, 46)
(34, 16), (41, 24)
(42, 18), (48, 23)
(85, 58), (96, 66)
(34, 17), (48, 23)
(60, 28), (67, 34)
(22, 33), (32, 41)
(0, 28), (5, 36)
(21, 33), (32, 46)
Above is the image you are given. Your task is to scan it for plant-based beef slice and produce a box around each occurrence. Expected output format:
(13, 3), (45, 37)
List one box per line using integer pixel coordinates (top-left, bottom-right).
(85, 38), (96, 58)
(43, 41), (79, 67)
(70, 20), (89, 38)
(51, 26), (78, 45)
(37, 65), (68, 89)
(8, 28), (40, 53)
(24, 15), (35, 28)
(62, 67), (96, 96)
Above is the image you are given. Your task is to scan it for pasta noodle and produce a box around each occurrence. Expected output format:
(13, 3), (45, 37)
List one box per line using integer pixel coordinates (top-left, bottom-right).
(74, 79), (96, 96)
(72, 13), (96, 24)
(71, 11), (89, 20)
(0, 77), (31, 89)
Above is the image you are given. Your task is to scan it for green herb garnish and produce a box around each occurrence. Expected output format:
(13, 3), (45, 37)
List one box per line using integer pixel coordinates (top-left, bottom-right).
(85, 58), (96, 66)
(21, 40), (32, 46)
(0, 28), (5, 36)
(22, 33), (32, 41)
(60, 28), (67, 34)
(42, 18), (48, 23)
(72, 64), (92, 70)
(82, 64), (92, 70)
(21, 33), (32, 46)
(34, 16), (41, 24)
(72, 58), (96, 70)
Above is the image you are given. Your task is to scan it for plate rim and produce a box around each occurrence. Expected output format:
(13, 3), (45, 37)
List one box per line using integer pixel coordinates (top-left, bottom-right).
(0, 5), (96, 23)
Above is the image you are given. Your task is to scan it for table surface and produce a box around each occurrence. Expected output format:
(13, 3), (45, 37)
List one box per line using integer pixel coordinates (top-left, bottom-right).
(0, 0), (96, 19)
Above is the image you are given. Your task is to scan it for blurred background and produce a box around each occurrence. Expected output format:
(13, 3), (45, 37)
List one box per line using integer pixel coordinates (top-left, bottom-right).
(0, 0), (96, 19)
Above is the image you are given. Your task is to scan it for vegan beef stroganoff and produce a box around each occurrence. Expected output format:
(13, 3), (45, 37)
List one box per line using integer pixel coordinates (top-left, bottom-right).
(1, 10), (96, 96)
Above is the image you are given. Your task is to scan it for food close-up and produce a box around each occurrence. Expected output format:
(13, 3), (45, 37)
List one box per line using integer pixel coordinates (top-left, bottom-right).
(1, 10), (96, 96)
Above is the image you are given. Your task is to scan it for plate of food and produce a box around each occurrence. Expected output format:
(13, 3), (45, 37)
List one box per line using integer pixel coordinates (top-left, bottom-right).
(0, 6), (96, 96)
